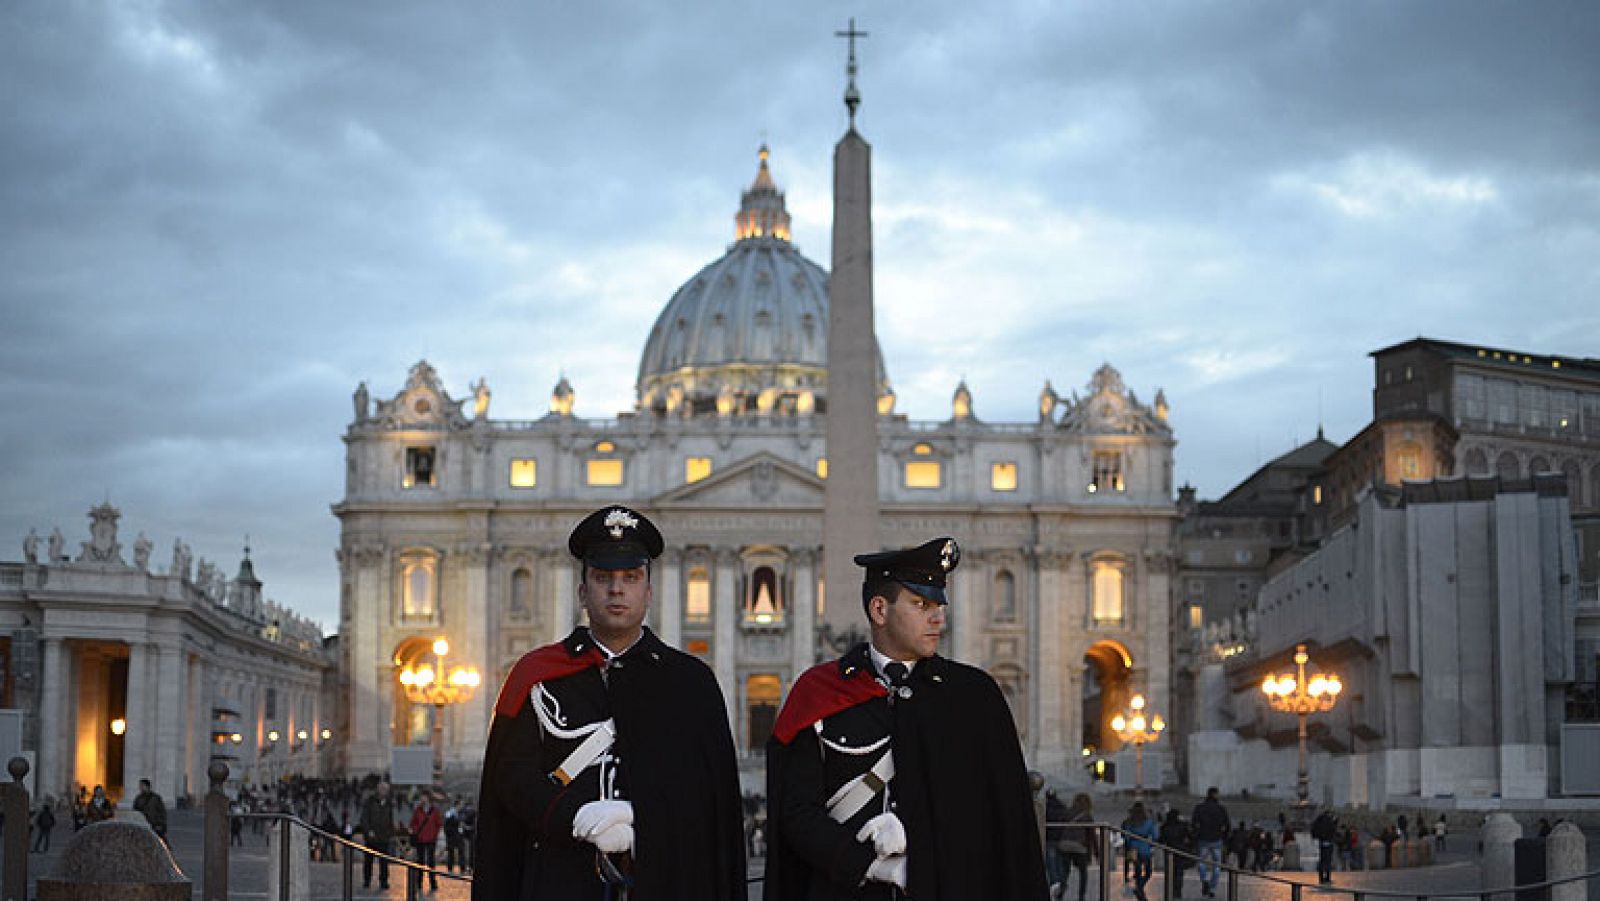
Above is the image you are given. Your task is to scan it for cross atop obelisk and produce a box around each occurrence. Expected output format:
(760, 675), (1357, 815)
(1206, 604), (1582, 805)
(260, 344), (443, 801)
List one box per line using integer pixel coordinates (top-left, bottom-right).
(835, 18), (868, 126)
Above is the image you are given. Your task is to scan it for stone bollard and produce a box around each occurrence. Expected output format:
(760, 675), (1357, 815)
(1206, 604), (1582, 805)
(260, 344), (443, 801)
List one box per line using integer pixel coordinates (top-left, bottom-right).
(1417, 837), (1433, 866)
(37, 820), (190, 900)
(1394, 838), (1411, 868)
(3, 757), (31, 901)
(266, 817), (311, 901)
(1365, 838), (1384, 869)
(1482, 812), (1523, 901)
(1547, 822), (1585, 901)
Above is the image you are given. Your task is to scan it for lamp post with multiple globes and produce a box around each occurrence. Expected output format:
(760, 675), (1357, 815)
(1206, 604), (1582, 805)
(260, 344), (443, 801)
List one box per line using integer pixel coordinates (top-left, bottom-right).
(398, 637), (482, 785)
(1261, 643), (1342, 808)
(1110, 693), (1165, 798)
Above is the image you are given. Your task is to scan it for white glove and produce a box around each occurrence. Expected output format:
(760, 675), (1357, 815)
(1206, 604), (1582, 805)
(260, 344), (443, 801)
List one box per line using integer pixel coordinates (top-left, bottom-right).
(590, 821), (634, 854)
(856, 812), (908, 858)
(572, 799), (633, 843)
(866, 854), (908, 889)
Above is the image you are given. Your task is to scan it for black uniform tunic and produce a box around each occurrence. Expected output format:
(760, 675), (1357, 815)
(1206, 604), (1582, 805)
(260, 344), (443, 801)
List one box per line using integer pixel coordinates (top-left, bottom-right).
(766, 643), (1048, 901)
(473, 627), (746, 900)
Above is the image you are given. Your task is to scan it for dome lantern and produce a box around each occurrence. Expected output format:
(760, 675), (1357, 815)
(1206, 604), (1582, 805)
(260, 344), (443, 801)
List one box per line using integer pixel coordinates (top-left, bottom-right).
(734, 144), (792, 242)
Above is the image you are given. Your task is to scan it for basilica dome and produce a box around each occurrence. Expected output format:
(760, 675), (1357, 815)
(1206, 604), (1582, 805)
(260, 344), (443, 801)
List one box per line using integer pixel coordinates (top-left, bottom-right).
(636, 147), (888, 417)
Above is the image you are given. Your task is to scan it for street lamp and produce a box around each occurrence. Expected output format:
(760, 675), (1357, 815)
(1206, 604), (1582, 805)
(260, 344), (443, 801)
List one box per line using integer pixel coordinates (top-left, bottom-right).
(1110, 693), (1165, 798)
(398, 637), (482, 785)
(1261, 643), (1342, 807)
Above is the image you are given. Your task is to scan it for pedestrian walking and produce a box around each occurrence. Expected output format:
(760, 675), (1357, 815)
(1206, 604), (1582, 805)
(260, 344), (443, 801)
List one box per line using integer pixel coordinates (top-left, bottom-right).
(359, 780), (399, 890)
(132, 778), (168, 844)
(1191, 787), (1230, 897)
(32, 797), (57, 853)
(409, 792), (442, 892)
(1125, 802), (1158, 901)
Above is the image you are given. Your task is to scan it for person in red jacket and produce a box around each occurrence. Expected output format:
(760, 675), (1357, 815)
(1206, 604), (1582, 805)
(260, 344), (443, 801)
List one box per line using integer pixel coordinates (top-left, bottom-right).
(410, 793), (444, 892)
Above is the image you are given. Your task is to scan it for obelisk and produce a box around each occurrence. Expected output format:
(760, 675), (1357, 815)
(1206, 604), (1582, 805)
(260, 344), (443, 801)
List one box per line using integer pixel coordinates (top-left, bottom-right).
(823, 19), (881, 641)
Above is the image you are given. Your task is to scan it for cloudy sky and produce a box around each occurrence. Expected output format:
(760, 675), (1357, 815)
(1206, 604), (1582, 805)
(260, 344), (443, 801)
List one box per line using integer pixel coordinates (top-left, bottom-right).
(3, 1), (1596, 629)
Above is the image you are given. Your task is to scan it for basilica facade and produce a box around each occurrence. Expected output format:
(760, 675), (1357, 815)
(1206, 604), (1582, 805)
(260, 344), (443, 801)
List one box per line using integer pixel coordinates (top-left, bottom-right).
(333, 150), (1178, 784)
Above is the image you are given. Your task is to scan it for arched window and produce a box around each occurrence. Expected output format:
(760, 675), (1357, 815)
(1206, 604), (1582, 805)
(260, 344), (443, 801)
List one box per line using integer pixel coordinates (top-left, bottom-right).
(685, 566), (711, 624)
(1529, 456), (1553, 475)
(1463, 447), (1489, 476)
(1091, 561), (1125, 624)
(993, 570), (1017, 623)
(1495, 452), (1521, 480)
(399, 554), (437, 622)
(509, 567), (533, 621)
(745, 674), (783, 752)
(746, 565), (784, 624)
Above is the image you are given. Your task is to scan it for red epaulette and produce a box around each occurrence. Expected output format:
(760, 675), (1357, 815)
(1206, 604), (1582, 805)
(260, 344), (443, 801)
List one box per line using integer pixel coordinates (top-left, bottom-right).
(771, 661), (888, 744)
(493, 642), (606, 717)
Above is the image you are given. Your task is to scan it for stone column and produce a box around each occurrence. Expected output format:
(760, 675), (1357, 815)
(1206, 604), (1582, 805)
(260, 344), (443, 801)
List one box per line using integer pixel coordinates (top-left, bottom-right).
(552, 555), (576, 642)
(950, 555), (977, 665)
(37, 638), (65, 801)
(1481, 812), (1521, 901)
(187, 655), (208, 798)
(1547, 821), (1586, 901)
(714, 549), (739, 726)
(122, 641), (151, 806)
(153, 642), (184, 800)
(459, 543), (492, 768)
(659, 549), (683, 649)
(347, 546), (386, 772)
(1034, 549), (1064, 771)
(790, 549), (817, 680)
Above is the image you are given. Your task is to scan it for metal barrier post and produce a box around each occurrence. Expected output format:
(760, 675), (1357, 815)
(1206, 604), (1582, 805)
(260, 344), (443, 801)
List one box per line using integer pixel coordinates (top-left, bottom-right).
(1291, 881), (1303, 901)
(279, 816), (293, 901)
(1100, 825), (1113, 901)
(343, 842), (355, 900)
(203, 762), (230, 901)
(1225, 868), (1238, 901)
(1162, 846), (1175, 901)
(2, 757), (29, 901)
(406, 862), (420, 901)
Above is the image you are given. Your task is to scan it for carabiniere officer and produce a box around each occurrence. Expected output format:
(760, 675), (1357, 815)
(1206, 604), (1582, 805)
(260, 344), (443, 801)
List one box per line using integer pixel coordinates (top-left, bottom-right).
(765, 536), (1049, 900)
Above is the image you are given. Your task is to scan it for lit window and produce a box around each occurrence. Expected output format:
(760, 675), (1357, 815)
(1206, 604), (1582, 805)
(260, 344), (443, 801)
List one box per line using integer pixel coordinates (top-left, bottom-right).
(400, 555), (437, 621)
(685, 567), (711, 624)
(816, 458), (828, 479)
(403, 447), (436, 488)
(686, 457), (713, 483)
(1397, 449), (1421, 479)
(912, 443), (933, 456)
(1313, 484), (1323, 505)
(686, 638), (710, 655)
(595, 440), (616, 453)
(905, 460), (942, 489)
(1091, 562), (1123, 623)
(509, 458), (537, 488)
(587, 459), (624, 486)
(1188, 604), (1204, 630)
(745, 565), (784, 624)
(1090, 451), (1123, 493)
(991, 462), (1018, 492)
(816, 576), (825, 618)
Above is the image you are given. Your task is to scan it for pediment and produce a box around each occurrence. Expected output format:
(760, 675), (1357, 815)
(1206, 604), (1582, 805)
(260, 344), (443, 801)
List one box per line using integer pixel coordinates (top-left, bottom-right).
(654, 451), (824, 507)
(371, 360), (470, 431)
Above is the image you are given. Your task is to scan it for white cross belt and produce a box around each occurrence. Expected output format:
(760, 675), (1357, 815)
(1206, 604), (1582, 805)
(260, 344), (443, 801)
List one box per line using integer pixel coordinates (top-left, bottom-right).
(549, 719), (616, 786)
(825, 749), (895, 823)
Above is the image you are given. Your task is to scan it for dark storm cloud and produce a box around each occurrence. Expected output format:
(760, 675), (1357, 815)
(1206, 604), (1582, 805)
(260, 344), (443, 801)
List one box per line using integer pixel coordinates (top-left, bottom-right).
(2, 0), (1596, 625)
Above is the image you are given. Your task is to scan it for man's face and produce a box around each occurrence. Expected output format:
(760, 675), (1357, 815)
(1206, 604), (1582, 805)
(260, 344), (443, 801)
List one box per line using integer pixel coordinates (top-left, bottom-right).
(580, 564), (652, 643)
(868, 584), (946, 660)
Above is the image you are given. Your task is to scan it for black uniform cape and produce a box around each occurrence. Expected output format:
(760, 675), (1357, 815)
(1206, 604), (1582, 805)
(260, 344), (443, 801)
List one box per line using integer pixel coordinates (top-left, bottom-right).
(473, 627), (746, 900)
(765, 644), (1048, 901)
